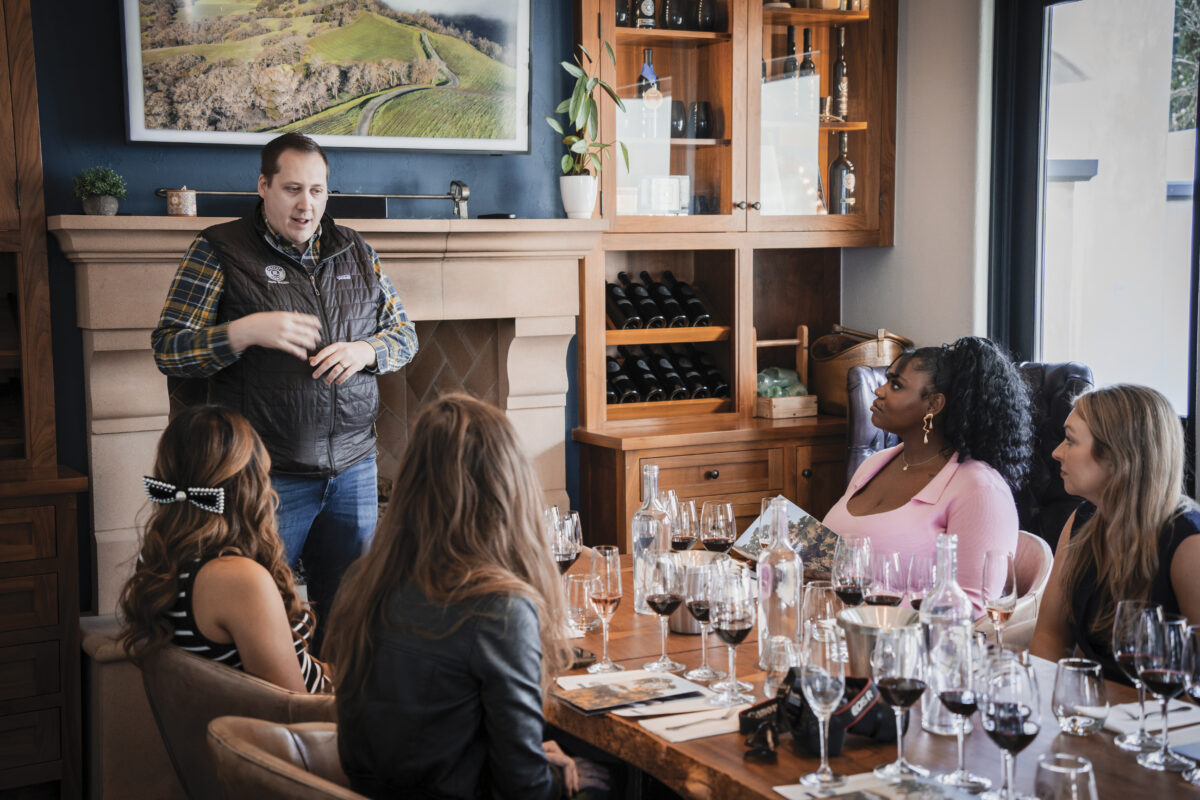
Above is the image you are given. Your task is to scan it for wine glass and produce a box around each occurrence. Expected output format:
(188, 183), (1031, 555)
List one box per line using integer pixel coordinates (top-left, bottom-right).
(1135, 610), (1192, 771)
(980, 654), (1041, 800)
(1182, 625), (1200, 786)
(907, 553), (934, 611)
(831, 535), (871, 607)
(932, 624), (991, 792)
(700, 501), (736, 553)
(683, 562), (726, 683)
(801, 580), (842, 637)
(586, 545), (623, 674)
(866, 551), (904, 606)
(982, 550), (1018, 649)
(871, 626), (929, 781)
(709, 563), (755, 706)
(658, 487), (680, 541)
(551, 509), (583, 576)
(1111, 599), (1164, 752)
(798, 621), (847, 789)
(672, 499), (698, 551)
(1051, 658), (1107, 736)
(763, 638), (799, 698)
(1034, 753), (1098, 800)
(644, 552), (685, 672)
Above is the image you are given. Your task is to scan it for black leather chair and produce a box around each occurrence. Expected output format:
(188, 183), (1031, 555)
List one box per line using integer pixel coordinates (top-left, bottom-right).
(844, 361), (1094, 549)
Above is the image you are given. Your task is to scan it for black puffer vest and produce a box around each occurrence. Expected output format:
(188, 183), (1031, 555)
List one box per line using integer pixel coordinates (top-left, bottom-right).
(204, 211), (379, 477)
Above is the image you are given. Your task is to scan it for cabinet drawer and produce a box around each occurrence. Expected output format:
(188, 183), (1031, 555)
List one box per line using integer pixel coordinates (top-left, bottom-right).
(644, 449), (784, 500)
(0, 506), (55, 564)
(0, 642), (58, 702)
(0, 574), (57, 632)
(0, 708), (60, 771)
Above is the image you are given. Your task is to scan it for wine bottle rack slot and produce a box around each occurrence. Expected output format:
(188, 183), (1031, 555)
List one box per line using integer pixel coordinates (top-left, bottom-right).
(615, 29), (732, 45)
(763, 9), (869, 26)
(607, 397), (731, 420)
(605, 326), (730, 345)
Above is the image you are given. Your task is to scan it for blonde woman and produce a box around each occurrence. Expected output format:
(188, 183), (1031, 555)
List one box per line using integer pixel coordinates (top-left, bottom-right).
(1031, 384), (1200, 683)
(120, 405), (328, 693)
(326, 394), (604, 799)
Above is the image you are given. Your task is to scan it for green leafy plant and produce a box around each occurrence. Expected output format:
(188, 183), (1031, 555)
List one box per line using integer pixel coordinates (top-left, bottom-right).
(545, 43), (629, 177)
(72, 166), (128, 200)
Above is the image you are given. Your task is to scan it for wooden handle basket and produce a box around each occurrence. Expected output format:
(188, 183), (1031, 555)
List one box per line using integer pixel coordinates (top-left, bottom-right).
(809, 324), (914, 415)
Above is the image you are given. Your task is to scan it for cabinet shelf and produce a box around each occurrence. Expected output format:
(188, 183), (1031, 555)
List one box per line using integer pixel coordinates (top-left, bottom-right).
(822, 120), (868, 132)
(763, 8), (870, 26)
(607, 397), (732, 420)
(615, 28), (733, 46)
(605, 325), (731, 345)
(617, 137), (731, 147)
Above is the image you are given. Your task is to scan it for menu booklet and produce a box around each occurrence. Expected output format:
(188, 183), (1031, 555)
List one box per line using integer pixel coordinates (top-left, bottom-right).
(733, 495), (837, 576)
(553, 669), (706, 715)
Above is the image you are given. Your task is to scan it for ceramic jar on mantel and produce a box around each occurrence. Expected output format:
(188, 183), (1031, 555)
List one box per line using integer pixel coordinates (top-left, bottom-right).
(559, 174), (597, 219)
(81, 195), (119, 216)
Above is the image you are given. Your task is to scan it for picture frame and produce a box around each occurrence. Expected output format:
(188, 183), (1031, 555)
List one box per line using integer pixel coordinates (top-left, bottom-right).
(121, 0), (530, 152)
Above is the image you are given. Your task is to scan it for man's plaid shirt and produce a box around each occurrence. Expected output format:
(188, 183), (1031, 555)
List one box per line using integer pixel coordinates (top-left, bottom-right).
(151, 213), (417, 378)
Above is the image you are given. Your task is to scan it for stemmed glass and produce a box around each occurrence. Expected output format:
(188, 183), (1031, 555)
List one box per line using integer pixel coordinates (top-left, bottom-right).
(831, 535), (871, 607)
(798, 621), (847, 789)
(683, 562), (725, 683)
(801, 580), (842, 633)
(982, 550), (1018, 649)
(980, 653), (1041, 800)
(1182, 625), (1200, 786)
(709, 563), (755, 706)
(872, 626), (929, 781)
(1112, 599), (1164, 752)
(551, 510), (583, 576)
(700, 501), (736, 553)
(643, 552), (685, 673)
(866, 551), (904, 606)
(586, 545), (623, 674)
(933, 624), (991, 792)
(672, 499), (699, 551)
(1134, 610), (1192, 771)
(907, 553), (934, 611)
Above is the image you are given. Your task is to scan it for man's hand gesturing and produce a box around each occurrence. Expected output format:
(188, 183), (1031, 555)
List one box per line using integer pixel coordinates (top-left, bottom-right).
(227, 311), (322, 360)
(310, 340), (377, 385)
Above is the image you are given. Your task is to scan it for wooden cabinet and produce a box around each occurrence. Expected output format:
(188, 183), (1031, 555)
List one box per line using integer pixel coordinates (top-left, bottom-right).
(572, 0), (894, 548)
(0, 1), (87, 796)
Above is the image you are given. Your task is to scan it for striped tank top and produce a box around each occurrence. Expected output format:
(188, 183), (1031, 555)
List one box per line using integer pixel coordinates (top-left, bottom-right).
(166, 555), (329, 693)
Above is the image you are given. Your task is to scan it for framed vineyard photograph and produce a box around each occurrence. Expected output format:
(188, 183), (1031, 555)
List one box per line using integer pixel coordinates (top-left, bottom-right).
(122, 0), (530, 152)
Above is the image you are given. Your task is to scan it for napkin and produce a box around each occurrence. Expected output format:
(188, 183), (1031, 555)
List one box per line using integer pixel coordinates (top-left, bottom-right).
(1103, 699), (1198, 736)
(638, 704), (748, 742)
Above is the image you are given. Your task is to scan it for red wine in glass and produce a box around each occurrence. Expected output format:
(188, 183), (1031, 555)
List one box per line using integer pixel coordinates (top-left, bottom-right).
(1140, 668), (1188, 699)
(715, 621), (753, 646)
(702, 535), (734, 553)
(554, 551), (579, 574)
(910, 597), (923, 611)
(671, 534), (697, 551)
(939, 689), (978, 717)
(983, 702), (1039, 755)
(646, 592), (683, 616)
(686, 599), (710, 623)
(833, 581), (867, 606)
(865, 593), (903, 607)
(876, 677), (926, 709)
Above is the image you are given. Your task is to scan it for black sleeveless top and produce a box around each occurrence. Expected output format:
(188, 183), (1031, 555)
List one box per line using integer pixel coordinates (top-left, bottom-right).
(1066, 500), (1200, 685)
(166, 555), (329, 693)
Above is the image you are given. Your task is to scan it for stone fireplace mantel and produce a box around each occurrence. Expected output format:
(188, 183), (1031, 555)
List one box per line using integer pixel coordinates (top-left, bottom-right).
(48, 215), (603, 613)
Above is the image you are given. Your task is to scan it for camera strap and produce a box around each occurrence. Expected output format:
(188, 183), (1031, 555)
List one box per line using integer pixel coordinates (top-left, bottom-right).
(831, 679), (880, 730)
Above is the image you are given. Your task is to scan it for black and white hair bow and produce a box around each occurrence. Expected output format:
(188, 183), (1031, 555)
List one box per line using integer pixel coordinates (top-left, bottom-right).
(142, 477), (225, 514)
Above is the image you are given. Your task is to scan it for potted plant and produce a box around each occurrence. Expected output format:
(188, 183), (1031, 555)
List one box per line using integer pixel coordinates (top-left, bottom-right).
(73, 166), (128, 216)
(546, 43), (628, 219)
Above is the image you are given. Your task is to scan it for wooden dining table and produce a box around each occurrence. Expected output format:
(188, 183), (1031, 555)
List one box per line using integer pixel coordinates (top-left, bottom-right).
(546, 557), (1198, 799)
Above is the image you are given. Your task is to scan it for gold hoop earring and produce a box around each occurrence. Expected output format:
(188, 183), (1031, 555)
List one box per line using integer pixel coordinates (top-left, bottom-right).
(922, 413), (934, 445)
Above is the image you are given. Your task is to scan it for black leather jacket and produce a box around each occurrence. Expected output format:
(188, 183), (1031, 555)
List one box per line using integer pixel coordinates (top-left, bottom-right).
(338, 587), (559, 800)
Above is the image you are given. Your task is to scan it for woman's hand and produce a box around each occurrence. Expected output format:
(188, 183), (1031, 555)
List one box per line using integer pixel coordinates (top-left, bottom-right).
(543, 740), (578, 795)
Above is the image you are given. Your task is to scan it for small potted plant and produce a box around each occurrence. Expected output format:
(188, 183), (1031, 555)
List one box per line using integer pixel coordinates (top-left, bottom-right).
(546, 43), (628, 219)
(73, 166), (128, 216)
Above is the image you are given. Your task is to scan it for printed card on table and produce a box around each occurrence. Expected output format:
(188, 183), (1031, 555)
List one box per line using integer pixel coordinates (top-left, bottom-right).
(734, 495), (837, 575)
(552, 670), (705, 715)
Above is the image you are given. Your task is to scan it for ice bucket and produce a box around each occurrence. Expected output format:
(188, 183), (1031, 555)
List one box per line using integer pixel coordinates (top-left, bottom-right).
(668, 550), (732, 634)
(836, 605), (919, 677)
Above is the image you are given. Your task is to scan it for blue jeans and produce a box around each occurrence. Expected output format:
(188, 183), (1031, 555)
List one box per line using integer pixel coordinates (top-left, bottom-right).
(272, 454), (377, 651)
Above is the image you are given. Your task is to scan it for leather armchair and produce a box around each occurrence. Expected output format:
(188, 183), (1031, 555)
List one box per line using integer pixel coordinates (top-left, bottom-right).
(844, 361), (1094, 549)
(207, 716), (364, 800)
(140, 645), (336, 800)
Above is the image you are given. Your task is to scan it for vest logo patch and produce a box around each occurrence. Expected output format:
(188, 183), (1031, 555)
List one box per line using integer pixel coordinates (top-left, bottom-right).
(265, 265), (288, 284)
(336, 274), (351, 280)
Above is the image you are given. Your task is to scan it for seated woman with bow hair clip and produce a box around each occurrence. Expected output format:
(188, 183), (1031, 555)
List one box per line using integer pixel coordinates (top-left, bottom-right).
(119, 405), (330, 693)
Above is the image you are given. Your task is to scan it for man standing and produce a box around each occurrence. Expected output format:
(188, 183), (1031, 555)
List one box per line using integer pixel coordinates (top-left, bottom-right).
(152, 133), (417, 642)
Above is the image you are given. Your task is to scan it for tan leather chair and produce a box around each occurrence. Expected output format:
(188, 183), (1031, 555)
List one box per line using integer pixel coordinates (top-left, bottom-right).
(140, 645), (336, 800)
(975, 530), (1054, 651)
(207, 716), (364, 800)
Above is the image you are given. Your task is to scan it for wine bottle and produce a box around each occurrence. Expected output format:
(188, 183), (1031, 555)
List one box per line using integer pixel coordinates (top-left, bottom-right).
(619, 349), (666, 402)
(829, 132), (856, 215)
(606, 356), (641, 403)
(662, 270), (712, 326)
(664, 344), (710, 398)
(631, 345), (690, 401)
(606, 380), (619, 405)
(616, 0), (631, 27)
(686, 344), (730, 398)
(832, 25), (849, 119)
(617, 271), (665, 328)
(757, 496), (802, 669)
(799, 28), (815, 77)
(605, 281), (643, 329)
(636, 49), (658, 98)
(663, 0), (686, 29)
(635, 0), (656, 29)
(638, 270), (690, 327)
(782, 26), (799, 78)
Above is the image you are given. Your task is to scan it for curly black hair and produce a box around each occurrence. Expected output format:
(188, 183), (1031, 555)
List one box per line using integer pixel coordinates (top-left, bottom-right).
(894, 336), (1033, 491)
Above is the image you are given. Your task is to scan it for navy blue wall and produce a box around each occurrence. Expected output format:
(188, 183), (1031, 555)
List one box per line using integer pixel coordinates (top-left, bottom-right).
(32, 3), (581, 609)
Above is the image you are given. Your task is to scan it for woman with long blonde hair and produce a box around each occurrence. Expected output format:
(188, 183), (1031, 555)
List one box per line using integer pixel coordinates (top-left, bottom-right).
(326, 394), (600, 799)
(119, 405), (328, 693)
(1031, 384), (1200, 683)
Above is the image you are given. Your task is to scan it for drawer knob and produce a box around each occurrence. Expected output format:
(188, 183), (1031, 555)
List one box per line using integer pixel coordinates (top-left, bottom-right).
(801, 468), (813, 479)
(704, 469), (720, 480)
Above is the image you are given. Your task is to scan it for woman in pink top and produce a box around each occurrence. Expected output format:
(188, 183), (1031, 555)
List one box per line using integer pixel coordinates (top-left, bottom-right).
(823, 337), (1032, 616)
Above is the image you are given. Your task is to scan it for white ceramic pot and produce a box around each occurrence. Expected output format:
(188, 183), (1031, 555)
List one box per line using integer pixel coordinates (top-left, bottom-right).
(559, 174), (597, 219)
